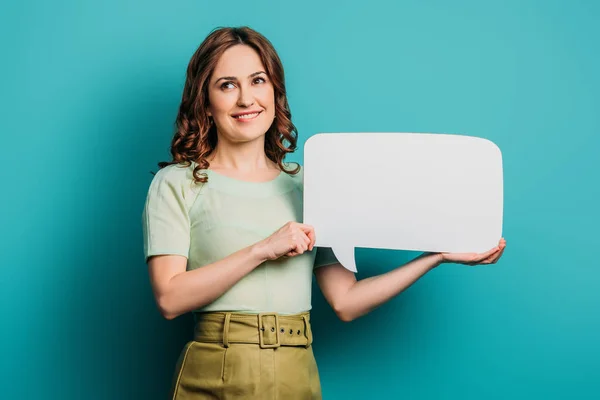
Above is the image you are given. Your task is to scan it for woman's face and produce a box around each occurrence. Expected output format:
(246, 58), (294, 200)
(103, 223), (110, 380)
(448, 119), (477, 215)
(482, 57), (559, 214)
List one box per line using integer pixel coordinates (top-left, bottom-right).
(206, 44), (276, 145)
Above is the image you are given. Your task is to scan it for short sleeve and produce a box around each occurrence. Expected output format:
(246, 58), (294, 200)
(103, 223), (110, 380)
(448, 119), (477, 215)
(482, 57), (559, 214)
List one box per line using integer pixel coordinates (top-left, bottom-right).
(314, 246), (339, 269)
(141, 167), (192, 263)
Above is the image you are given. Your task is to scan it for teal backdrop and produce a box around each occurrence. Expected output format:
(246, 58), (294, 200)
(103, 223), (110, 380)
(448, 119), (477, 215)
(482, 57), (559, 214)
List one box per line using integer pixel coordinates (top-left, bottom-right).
(1, 0), (598, 399)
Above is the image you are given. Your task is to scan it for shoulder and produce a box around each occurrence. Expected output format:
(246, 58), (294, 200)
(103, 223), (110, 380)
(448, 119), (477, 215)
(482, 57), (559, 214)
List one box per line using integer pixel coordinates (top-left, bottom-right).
(283, 161), (304, 191)
(152, 162), (195, 183)
(147, 162), (202, 203)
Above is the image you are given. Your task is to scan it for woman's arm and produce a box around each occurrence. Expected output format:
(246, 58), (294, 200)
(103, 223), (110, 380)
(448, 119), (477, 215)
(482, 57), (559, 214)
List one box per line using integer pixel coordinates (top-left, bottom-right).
(148, 221), (316, 320)
(315, 240), (506, 322)
(148, 245), (266, 320)
(314, 252), (443, 322)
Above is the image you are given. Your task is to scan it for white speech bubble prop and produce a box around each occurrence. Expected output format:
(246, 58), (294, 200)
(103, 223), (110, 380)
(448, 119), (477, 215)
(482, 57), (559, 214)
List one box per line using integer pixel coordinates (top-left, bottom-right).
(303, 132), (504, 273)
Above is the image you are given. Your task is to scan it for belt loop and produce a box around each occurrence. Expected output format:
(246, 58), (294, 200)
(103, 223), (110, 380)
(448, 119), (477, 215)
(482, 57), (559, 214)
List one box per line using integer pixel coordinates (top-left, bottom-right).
(302, 314), (312, 348)
(222, 313), (231, 348)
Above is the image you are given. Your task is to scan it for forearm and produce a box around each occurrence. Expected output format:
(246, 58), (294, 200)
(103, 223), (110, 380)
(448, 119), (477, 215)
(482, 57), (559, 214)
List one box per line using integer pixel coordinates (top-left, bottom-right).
(338, 252), (444, 321)
(161, 244), (268, 319)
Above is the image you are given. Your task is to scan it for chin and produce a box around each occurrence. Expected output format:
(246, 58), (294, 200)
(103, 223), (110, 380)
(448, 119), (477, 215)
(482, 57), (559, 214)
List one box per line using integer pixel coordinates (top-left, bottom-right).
(230, 130), (269, 143)
(235, 124), (272, 140)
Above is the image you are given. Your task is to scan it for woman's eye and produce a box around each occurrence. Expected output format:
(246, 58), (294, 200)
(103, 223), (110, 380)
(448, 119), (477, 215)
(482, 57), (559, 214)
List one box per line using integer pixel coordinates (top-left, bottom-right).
(220, 81), (235, 90)
(253, 77), (266, 84)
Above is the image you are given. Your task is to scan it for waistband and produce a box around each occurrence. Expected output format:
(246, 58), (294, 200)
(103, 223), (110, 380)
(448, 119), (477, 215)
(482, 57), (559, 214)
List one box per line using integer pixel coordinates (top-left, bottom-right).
(192, 311), (313, 349)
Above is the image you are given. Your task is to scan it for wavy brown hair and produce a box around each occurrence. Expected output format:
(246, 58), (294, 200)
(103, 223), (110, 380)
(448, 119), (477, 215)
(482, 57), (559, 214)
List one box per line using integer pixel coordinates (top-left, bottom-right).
(155, 26), (300, 183)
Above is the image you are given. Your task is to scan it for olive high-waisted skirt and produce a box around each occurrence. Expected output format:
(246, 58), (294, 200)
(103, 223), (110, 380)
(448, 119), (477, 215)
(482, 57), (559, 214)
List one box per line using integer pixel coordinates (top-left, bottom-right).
(168, 311), (322, 399)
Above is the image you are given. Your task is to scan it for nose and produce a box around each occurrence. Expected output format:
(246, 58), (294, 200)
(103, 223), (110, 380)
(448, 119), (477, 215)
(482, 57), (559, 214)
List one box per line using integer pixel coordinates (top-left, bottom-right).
(237, 84), (255, 108)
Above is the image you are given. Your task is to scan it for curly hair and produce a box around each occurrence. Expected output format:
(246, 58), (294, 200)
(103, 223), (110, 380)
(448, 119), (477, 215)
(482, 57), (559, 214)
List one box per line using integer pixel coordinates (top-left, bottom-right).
(156, 26), (300, 183)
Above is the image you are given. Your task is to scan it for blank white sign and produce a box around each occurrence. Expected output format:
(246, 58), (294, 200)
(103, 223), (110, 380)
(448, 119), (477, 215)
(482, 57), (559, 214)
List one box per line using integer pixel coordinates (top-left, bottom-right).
(303, 132), (504, 272)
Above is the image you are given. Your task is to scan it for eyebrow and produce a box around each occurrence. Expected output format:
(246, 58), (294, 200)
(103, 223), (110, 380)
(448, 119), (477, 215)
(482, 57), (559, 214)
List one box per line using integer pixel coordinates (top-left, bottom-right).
(214, 71), (267, 84)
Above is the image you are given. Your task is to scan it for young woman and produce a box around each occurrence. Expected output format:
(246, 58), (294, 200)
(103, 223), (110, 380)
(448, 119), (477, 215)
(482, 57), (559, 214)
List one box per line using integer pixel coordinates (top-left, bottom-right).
(142, 26), (506, 400)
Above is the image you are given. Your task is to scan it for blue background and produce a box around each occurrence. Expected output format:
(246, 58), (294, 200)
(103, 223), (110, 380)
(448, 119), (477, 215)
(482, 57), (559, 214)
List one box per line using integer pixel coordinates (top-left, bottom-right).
(1, 0), (598, 399)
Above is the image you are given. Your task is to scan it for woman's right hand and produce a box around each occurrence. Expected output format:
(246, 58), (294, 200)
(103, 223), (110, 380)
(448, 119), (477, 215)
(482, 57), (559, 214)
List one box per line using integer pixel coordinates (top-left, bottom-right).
(254, 221), (316, 261)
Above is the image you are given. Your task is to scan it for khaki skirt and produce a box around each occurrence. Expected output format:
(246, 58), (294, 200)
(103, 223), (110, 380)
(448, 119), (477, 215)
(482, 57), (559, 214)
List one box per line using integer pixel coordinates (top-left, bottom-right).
(168, 311), (322, 399)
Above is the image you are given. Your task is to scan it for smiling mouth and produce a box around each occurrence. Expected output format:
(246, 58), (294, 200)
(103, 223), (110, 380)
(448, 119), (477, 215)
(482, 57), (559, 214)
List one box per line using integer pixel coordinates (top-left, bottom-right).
(232, 111), (262, 120)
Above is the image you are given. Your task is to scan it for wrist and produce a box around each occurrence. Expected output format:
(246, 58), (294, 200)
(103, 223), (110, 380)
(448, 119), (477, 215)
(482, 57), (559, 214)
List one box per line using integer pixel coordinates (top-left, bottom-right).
(425, 252), (445, 268)
(436, 252), (446, 263)
(435, 252), (446, 266)
(250, 241), (270, 264)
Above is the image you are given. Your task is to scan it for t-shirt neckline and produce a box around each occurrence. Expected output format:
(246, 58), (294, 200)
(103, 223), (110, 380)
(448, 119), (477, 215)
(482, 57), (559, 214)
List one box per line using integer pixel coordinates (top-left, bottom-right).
(189, 161), (297, 198)
(206, 168), (286, 185)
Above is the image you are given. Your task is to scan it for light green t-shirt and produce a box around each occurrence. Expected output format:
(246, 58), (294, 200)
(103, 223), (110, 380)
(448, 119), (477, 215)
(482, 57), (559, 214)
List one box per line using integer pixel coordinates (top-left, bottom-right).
(141, 161), (339, 315)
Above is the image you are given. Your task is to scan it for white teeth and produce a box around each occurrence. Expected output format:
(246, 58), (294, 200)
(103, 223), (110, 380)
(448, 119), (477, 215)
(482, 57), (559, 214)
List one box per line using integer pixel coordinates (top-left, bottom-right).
(234, 112), (259, 119)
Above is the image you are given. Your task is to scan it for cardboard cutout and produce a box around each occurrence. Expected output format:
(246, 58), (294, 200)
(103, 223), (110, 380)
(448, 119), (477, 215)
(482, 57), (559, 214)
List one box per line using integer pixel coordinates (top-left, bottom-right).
(303, 133), (504, 272)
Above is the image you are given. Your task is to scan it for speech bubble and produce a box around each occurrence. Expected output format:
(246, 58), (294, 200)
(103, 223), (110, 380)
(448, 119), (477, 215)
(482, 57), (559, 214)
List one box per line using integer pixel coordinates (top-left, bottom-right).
(303, 132), (504, 273)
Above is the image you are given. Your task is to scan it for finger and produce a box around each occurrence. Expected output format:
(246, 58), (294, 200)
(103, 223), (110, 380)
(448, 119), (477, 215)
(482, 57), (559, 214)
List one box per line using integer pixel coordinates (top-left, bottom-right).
(295, 241), (307, 255)
(305, 227), (316, 251)
(490, 242), (506, 259)
(287, 237), (300, 256)
(298, 223), (315, 234)
(469, 252), (495, 265)
(301, 237), (310, 252)
(490, 246), (506, 263)
(290, 235), (307, 255)
(481, 254), (495, 264)
(476, 246), (500, 262)
(283, 249), (294, 257)
(481, 245), (505, 264)
(296, 224), (315, 250)
(302, 234), (311, 251)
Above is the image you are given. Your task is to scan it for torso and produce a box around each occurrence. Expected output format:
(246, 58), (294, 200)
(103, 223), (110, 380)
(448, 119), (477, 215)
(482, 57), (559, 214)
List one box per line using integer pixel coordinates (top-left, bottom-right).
(185, 161), (319, 315)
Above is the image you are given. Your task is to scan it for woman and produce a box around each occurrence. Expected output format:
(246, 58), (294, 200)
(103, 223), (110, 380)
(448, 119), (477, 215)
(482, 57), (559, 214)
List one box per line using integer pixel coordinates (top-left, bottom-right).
(142, 26), (506, 400)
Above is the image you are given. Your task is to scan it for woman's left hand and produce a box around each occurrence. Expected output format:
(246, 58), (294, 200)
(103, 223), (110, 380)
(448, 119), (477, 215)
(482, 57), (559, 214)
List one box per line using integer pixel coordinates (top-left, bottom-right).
(439, 238), (507, 266)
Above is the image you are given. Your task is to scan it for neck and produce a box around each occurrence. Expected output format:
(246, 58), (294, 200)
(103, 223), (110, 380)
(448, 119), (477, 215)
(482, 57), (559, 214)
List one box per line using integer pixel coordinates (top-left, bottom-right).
(208, 136), (277, 172)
